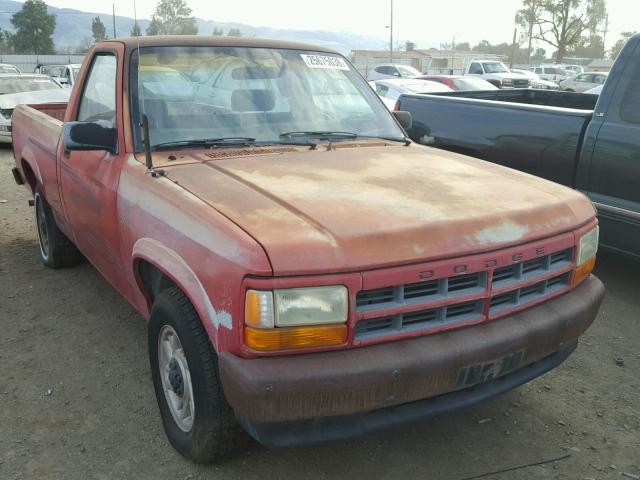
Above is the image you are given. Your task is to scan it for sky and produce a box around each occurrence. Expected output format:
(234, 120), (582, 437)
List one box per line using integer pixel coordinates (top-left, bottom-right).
(37, 0), (640, 50)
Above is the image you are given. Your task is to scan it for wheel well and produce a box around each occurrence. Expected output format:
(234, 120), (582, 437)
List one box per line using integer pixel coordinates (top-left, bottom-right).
(137, 259), (178, 304)
(21, 160), (37, 193)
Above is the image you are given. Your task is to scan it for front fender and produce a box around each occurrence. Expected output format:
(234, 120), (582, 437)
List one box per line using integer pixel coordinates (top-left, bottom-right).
(132, 237), (233, 347)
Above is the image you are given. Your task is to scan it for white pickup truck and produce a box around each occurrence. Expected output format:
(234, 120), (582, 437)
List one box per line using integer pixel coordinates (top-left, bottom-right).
(464, 59), (530, 88)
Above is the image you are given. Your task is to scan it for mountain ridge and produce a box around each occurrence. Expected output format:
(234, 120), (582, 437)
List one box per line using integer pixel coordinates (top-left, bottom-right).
(0, 0), (386, 54)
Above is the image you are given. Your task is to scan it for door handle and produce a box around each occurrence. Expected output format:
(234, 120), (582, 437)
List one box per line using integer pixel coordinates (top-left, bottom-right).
(63, 148), (71, 158)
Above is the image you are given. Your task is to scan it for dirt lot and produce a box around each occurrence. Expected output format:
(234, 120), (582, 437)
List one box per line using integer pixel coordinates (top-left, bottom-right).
(0, 147), (639, 480)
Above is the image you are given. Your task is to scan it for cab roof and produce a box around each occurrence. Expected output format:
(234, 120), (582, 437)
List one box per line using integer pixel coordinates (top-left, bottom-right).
(101, 35), (340, 55)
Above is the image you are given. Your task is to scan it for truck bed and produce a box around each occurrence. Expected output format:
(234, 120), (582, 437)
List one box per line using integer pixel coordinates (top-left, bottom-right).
(398, 91), (595, 187)
(12, 103), (66, 213)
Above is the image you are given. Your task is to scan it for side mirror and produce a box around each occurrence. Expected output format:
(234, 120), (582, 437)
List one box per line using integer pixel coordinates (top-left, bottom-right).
(393, 111), (412, 130)
(58, 78), (69, 85)
(63, 120), (117, 154)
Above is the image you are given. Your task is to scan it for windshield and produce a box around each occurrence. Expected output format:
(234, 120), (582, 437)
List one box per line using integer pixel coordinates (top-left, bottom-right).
(130, 46), (403, 151)
(482, 62), (508, 73)
(396, 65), (420, 77)
(0, 77), (61, 94)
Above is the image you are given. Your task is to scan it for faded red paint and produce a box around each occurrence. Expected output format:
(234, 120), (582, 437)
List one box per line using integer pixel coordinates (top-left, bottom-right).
(12, 37), (599, 366)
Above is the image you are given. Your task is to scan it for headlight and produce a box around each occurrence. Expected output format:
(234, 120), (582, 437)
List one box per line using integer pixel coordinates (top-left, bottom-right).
(573, 226), (599, 286)
(577, 226), (599, 266)
(501, 78), (513, 85)
(244, 286), (348, 351)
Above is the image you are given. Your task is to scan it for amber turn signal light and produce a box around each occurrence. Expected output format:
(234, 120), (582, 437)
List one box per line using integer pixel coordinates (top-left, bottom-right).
(572, 256), (596, 286)
(245, 324), (347, 351)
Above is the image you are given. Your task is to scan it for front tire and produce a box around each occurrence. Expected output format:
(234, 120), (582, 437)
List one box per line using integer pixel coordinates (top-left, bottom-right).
(34, 187), (82, 268)
(148, 287), (248, 464)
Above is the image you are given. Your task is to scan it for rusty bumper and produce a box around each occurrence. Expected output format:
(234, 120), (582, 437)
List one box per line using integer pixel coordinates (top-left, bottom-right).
(219, 275), (604, 445)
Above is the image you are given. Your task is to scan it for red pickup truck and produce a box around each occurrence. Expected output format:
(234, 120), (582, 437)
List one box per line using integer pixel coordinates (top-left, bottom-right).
(11, 36), (604, 463)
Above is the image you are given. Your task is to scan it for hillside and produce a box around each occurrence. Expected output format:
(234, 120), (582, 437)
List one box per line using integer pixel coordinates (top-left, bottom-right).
(0, 0), (384, 54)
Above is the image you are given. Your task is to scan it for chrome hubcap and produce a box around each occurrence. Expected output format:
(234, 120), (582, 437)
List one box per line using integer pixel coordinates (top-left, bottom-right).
(158, 325), (195, 432)
(35, 195), (49, 258)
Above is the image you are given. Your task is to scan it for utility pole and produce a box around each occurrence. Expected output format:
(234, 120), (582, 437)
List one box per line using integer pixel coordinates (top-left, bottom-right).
(112, 3), (117, 38)
(389, 0), (394, 63)
(510, 27), (518, 68)
(602, 14), (609, 52)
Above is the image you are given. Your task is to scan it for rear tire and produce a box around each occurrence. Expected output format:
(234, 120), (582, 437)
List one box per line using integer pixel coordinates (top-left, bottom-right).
(149, 287), (248, 464)
(34, 186), (83, 269)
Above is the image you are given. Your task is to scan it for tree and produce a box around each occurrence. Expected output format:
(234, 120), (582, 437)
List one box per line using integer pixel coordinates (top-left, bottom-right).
(212, 27), (224, 36)
(0, 28), (14, 53)
(609, 31), (637, 59)
(131, 22), (142, 37)
(454, 42), (471, 51)
(10, 0), (56, 54)
(146, 0), (198, 36)
(517, 0), (607, 63)
(567, 34), (604, 58)
(531, 47), (547, 62)
(226, 28), (241, 37)
(516, 0), (544, 63)
(91, 16), (107, 43)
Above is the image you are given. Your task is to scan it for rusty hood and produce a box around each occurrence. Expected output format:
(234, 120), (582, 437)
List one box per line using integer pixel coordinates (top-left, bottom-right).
(161, 144), (595, 275)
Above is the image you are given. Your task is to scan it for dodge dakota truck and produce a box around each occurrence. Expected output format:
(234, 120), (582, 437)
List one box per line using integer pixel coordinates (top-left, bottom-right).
(396, 34), (640, 259)
(11, 36), (604, 464)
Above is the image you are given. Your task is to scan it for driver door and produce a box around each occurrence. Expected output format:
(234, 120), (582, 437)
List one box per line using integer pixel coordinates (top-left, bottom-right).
(59, 48), (129, 291)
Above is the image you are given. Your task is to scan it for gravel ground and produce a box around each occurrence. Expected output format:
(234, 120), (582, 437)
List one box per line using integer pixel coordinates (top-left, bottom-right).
(1, 146), (639, 480)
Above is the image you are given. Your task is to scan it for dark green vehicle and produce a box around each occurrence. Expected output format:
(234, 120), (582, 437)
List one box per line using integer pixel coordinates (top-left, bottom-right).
(397, 34), (640, 259)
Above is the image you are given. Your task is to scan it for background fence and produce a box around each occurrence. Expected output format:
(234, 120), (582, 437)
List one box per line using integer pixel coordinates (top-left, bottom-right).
(0, 54), (86, 74)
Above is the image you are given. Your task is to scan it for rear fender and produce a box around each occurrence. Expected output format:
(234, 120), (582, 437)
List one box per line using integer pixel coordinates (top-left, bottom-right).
(132, 237), (232, 350)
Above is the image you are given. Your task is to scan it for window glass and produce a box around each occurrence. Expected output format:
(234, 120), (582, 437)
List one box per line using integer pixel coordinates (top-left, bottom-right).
(375, 66), (390, 75)
(130, 46), (403, 150)
(77, 54), (117, 123)
(396, 65), (420, 76)
(535, 67), (542, 73)
(594, 74), (606, 84)
(482, 62), (508, 73)
(469, 63), (483, 74)
(375, 83), (389, 96)
(620, 60), (640, 124)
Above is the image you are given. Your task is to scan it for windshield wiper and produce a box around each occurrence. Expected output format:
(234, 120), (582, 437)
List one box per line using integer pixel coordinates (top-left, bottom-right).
(280, 131), (358, 140)
(153, 137), (256, 151)
(280, 131), (410, 145)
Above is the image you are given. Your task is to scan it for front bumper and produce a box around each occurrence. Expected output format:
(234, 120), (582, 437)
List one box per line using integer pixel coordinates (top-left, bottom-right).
(219, 275), (604, 445)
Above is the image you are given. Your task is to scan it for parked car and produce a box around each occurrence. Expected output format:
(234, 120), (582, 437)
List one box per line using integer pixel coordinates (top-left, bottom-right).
(367, 63), (421, 80)
(464, 60), (530, 88)
(0, 63), (20, 74)
(34, 64), (82, 87)
(532, 65), (568, 82)
(396, 33), (640, 258)
(372, 78), (453, 104)
(510, 69), (559, 89)
(0, 74), (69, 142)
(559, 72), (608, 92)
(12, 36), (603, 464)
(416, 75), (498, 91)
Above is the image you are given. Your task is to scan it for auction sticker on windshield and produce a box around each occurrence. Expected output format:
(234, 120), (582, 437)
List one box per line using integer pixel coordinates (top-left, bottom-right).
(301, 54), (350, 70)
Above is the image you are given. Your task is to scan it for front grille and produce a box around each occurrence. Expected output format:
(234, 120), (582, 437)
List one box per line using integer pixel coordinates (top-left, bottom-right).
(355, 247), (574, 341)
(513, 79), (530, 88)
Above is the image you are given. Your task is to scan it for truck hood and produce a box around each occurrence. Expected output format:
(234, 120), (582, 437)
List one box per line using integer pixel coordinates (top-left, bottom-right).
(0, 88), (70, 110)
(161, 144), (595, 275)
